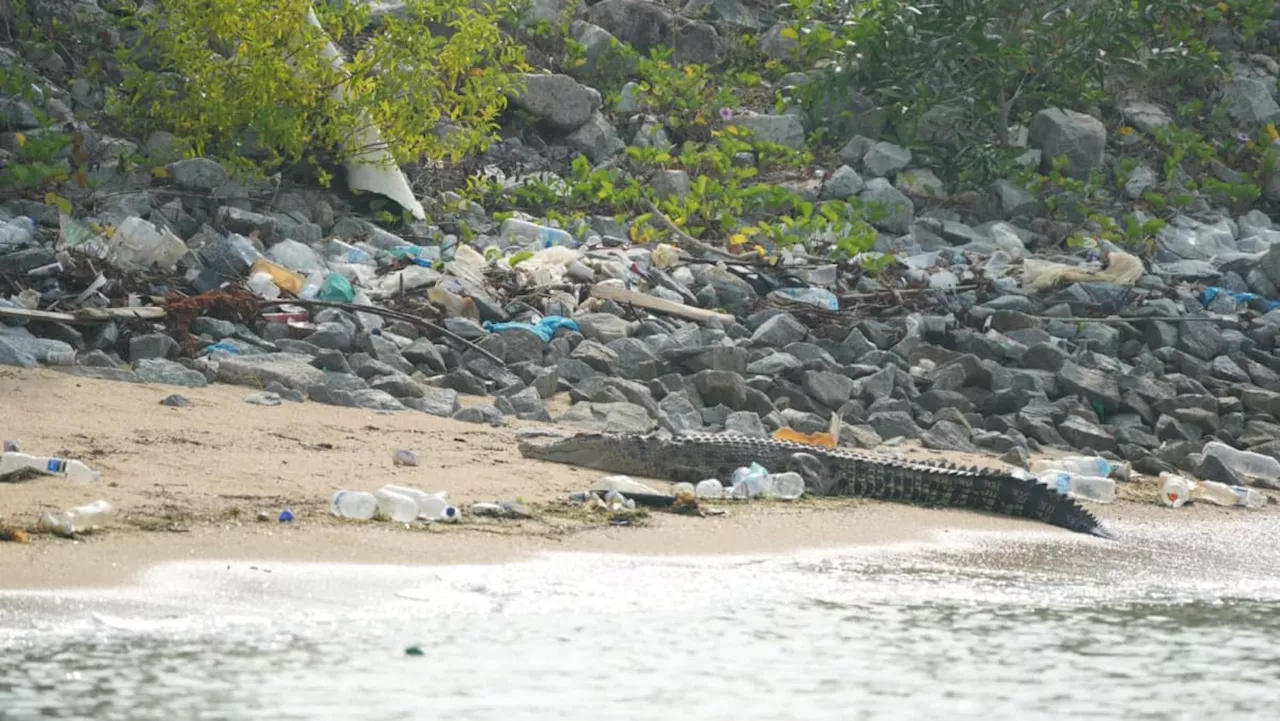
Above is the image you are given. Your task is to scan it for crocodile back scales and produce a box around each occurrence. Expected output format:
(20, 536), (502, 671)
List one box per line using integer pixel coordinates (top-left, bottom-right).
(518, 432), (1111, 538)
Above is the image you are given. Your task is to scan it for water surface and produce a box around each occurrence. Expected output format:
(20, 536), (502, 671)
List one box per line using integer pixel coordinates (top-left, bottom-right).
(3, 517), (1279, 720)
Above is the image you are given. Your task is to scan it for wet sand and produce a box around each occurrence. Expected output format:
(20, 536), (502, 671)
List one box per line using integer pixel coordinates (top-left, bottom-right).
(0, 367), (1269, 590)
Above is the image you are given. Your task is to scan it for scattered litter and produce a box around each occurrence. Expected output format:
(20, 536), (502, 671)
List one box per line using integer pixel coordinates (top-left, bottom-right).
(244, 391), (283, 406)
(279, 509), (295, 523)
(1035, 470), (1116, 503)
(482, 315), (580, 342)
(392, 449), (421, 467)
(3, 440), (19, 452)
(0, 451), (100, 484)
(1021, 249), (1144, 291)
(405, 646), (425, 657)
(38, 500), (114, 536)
(1158, 472), (1195, 508)
(695, 479), (724, 499)
(160, 394), (192, 408)
(0, 526), (30, 544)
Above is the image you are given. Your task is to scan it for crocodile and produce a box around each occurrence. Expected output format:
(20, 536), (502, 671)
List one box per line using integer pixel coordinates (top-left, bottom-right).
(518, 432), (1112, 538)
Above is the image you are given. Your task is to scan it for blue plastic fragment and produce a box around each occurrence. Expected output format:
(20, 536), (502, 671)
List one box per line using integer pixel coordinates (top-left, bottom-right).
(482, 316), (581, 343)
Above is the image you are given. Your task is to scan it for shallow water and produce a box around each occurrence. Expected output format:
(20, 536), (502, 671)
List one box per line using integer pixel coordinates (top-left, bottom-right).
(3, 517), (1280, 721)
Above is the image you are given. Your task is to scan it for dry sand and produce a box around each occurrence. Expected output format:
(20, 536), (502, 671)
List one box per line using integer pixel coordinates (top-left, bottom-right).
(0, 367), (1269, 590)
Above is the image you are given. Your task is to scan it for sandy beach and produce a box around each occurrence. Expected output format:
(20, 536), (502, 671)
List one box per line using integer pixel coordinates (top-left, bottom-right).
(0, 367), (1268, 590)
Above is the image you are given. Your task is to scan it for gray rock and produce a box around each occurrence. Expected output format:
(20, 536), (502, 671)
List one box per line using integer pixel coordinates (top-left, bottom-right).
(990, 180), (1039, 218)
(1220, 78), (1280, 127)
(1058, 415), (1118, 452)
(657, 391), (703, 432)
(1177, 322), (1225, 360)
(560, 401), (656, 433)
(1122, 101), (1172, 134)
(821, 165), (866, 199)
(571, 339), (620, 373)
(310, 349), (353, 375)
(166, 158), (229, 191)
(370, 371), (426, 399)
(129, 333), (179, 361)
(724, 410), (767, 436)
(921, 420), (976, 452)
(695, 266), (757, 316)
(860, 178), (914, 234)
(217, 206), (279, 243)
(135, 358), (208, 388)
(682, 0), (759, 29)
(838, 135), (876, 165)
(349, 389), (408, 411)
(509, 74), (601, 132)
(693, 370), (747, 409)
(0, 336), (38, 367)
(746, 352), (803, 375)
(862, 141), (911, 177)
(216, 353), (329, 391)
(727, 113), (806, 150)
(1057, 361), (1121, 410)
(896, 169), (945, 198)
(867, 410), (920, 440)
(565, 111), (626, 163)
(586, 0), (723, 64)
(1028, 107), (1106, 179)
(265, 381), (306, 403)
(0, 99), (40, 130)
(57, 366), (141, 382)
(495, 386), (551, 421)
(803, 370), (855, 409)
(305, 322), (356, 352)
(1124, 165), (1159, 200)
(651, 169), (692, 200)
(758, 22), (799, 61)
(160, 393), (191, 407)
(608, 337), (660, 380)
(575, 313), (632, 344)
(751, 313), (807, 348)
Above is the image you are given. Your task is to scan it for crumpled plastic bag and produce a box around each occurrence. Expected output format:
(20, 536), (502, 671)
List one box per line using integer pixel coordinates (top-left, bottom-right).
(482, 316), (581, 342)
(1021, 250), (1144, 291)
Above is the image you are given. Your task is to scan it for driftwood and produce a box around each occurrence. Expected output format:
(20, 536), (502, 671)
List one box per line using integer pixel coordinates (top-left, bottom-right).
(590, 284), (736, 325)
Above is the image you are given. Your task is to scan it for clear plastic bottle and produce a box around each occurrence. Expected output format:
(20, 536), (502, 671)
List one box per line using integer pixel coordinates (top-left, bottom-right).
(110, 216), (188, 271)
(1158, 472), (1195, 508)
(731, 463), (773, 499)
(0, 216), (36, 247)
(1193, 480), (1268, 509)
(1201, 441), (1280, 487)
(695, 479), (724, 499)
(246, 271), (282, 300)
(500, 218), (574, 247)
(392, 450), (420, 467)
(0, 452), (100, 483)
(373, 487), (419, 522)
(38, 500), (113, 535)
(672, 482), (695, 497)
(1031, 455), (1120, 478)
(329, 490), (378, 520)
(1037, 470), (1116, 503)
(767, 472), (805, 500)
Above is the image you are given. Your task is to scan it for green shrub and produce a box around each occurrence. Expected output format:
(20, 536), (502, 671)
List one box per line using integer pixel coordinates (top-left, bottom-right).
(108, 0), (530, 181)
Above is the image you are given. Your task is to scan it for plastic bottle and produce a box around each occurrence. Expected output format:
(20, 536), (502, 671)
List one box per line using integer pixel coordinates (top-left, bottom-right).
(329, 490), (378, 520)
(767, 471), (805, 500)
(373, 487), (419, 522)
(1031, 456), (1128, 480)
(109, 216), (187, 271)
(38, 500), (113, 535)
(672, 482), (696, 497)
(500, 218), (574, 248)
(1036, 470), (1116, 503)
(1201, 441), (1280, 487)
(1193, 480), (1268, 509)
(1158, 472), (1195, 508)
(299, 271), (327, 300)
(0, 216), (36, 247)
(730, 463), (773, 498)
(770, 287), (840, 311)
(695, 479), (724, 499)
(246, 271), (282, 300)
(0, 452), (100, 483)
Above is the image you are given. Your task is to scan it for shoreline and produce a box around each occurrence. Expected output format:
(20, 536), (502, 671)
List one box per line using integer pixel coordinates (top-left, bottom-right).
(1, 368), (1271, 591)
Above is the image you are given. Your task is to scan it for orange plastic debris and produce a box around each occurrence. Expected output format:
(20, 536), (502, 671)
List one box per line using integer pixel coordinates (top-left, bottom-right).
(772, 427), (837, 448)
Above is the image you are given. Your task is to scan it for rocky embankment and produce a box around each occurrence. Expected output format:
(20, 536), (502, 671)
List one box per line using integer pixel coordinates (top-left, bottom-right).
(3, 0), (1280, 499)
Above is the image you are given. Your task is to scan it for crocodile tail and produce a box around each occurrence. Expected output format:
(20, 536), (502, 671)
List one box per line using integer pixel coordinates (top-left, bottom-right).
(982, 467), (1110, 538)
(905, 462), (1111, 538)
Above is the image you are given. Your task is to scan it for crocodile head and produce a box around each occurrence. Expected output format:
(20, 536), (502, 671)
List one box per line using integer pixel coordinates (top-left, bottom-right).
(517, 432), (665, 476)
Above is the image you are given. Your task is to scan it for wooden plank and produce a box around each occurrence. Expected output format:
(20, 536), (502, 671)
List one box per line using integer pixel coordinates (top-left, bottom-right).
(0, 305), (167, 325)
(589, 284), (735, 325)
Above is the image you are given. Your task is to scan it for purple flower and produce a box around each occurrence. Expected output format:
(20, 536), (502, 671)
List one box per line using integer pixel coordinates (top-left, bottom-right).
(719, 107), (733, 121)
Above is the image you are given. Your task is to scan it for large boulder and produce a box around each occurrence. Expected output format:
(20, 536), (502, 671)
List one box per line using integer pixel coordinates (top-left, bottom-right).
(1028, 108), (1106, 180)
(585, 0), (723, 64)
(508, 74), (601, 132)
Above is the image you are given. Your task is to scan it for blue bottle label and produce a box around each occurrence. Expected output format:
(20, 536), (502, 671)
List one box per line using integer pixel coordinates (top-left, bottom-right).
(46, 458), (66, 473)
